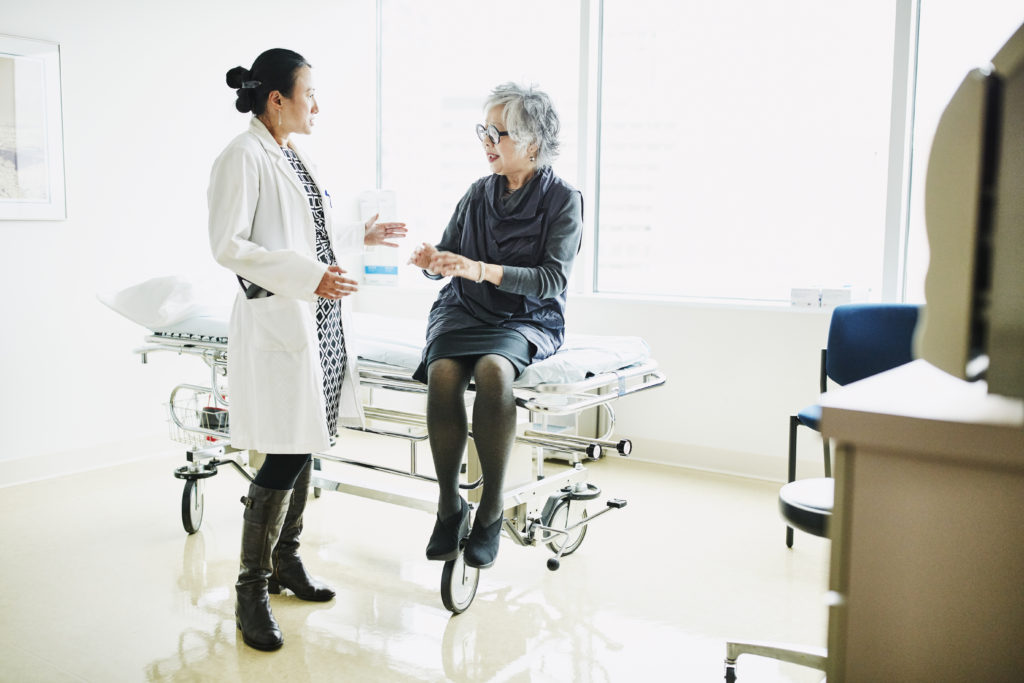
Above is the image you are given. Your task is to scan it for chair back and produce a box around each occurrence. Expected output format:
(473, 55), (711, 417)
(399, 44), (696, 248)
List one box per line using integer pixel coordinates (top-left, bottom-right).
(825, 304), (920, 386)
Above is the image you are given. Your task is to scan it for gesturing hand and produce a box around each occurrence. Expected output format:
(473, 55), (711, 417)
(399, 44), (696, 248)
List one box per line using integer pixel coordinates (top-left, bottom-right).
(315, 265), (359, 299)
(363, 213), (408, 247)
(428, 251), (481, 281)
(407, 242), (439, 271)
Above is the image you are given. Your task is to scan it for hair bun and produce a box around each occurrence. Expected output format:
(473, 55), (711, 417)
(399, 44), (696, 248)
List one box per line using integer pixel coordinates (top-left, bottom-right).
(225, 66), (251, 89)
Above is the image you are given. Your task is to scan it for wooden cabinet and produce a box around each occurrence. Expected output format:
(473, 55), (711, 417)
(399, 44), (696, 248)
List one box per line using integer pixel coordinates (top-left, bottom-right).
(820, 360), (1024, 682)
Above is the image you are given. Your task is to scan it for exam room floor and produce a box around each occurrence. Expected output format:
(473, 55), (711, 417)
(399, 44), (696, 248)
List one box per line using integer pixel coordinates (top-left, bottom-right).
(0, 433), (829, 683)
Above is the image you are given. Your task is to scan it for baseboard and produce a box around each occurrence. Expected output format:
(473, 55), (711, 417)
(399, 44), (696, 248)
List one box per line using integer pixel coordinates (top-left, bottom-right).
(619, 436), (828, 483)
(0, 435), (179, 489)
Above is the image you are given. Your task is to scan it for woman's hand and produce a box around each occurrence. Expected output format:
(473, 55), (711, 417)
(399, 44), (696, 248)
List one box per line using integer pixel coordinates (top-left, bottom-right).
(407, 242), (439, 271)
(428, 251), (486, 282)
(363, 213), (408, 247)
(315, 265), (359, 299)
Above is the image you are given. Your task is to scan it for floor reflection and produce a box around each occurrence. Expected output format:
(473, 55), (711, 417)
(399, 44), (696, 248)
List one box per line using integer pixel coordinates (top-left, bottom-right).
(0, 450), (828, 681)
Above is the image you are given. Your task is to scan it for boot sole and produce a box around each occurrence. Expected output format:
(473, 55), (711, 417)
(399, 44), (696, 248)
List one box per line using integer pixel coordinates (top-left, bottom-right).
(426, 549), (460, 562)
(236, 621), (284, 651)
(463, 556), (495, 569)
(268, 579), (335, 601)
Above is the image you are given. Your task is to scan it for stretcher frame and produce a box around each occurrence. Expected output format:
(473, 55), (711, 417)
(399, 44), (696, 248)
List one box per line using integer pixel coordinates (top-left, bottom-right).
(137, 330), (666, 613)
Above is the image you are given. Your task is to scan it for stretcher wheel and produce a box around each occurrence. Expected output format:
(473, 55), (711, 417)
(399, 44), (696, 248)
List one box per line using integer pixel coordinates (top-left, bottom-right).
(181, 479), (204, 534)
(440, 550), (479, 614)
(542, 498), (588, 557)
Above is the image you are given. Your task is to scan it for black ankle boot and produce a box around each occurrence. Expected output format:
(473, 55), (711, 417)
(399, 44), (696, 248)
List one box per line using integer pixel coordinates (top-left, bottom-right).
(463, 516), (503, 569)
(269, 462), (335, 602)
(236, 483), (291, 651)
(426, 497), (470, 561)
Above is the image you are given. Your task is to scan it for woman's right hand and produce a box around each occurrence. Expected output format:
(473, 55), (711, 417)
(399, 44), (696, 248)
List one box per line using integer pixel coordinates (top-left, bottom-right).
(315, 265), (359, 299)
(407, 242), (439, 271)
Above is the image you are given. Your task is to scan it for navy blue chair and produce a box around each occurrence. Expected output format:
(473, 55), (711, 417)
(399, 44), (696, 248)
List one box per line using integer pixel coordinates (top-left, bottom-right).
(784, 303), (920, 548)
(725, 304), (921, 682)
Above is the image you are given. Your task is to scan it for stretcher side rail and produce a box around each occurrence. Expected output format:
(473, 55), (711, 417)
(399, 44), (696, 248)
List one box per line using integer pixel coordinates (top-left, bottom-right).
(357, 358), (667, 415)
(138, 334), (228, 361)
(357, 357), (664, 459)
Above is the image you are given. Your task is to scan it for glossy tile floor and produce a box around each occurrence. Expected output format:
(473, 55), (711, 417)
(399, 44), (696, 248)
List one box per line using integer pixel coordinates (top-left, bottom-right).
(0, 433), (829, 682)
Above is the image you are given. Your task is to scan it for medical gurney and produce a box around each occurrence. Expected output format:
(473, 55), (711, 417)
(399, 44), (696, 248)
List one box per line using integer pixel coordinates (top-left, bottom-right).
(118, 284), (665, 614)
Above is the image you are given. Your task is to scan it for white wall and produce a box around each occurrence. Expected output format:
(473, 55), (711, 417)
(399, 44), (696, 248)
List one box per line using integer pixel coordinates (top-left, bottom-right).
(0, 0), (376, 485)
(1, 0), (835, 487)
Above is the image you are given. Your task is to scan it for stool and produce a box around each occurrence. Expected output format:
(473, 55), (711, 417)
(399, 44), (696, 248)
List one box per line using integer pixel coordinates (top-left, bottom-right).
(724, 477), (833, 682)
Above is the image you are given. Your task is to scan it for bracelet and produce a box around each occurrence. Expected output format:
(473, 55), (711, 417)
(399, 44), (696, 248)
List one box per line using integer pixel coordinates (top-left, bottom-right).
(475, 261), (486, 283)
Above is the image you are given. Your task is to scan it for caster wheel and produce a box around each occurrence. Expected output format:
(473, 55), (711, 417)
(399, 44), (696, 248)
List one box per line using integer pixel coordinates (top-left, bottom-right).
(440, 549), (479, 614)
(181, 478), (204, 534)
(542, 498), (588, 557)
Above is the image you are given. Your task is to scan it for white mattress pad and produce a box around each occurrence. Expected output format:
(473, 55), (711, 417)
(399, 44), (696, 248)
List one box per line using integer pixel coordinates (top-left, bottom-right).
(101, 277), (652, 387)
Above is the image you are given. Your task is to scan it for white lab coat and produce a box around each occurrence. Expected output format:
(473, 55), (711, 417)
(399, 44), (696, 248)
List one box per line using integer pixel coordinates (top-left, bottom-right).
(208, 117), (364, 454)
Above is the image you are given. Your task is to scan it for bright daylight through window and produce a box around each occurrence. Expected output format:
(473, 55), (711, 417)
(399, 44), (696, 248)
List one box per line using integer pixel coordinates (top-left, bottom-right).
(378, 1), (1021, 304)
(597, 0), (899, 301)
(379, 0), (581, 288)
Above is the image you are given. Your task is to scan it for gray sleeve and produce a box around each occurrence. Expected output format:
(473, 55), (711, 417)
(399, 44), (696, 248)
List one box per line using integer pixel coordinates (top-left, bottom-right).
(497, 191), (583, 299)
(422, 187), (473, 280)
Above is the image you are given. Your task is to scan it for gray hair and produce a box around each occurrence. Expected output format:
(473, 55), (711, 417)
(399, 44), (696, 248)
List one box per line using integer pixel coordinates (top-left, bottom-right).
(484, 82), (561, 168)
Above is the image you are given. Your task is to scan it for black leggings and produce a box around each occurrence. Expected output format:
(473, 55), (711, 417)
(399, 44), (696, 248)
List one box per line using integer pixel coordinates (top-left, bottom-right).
(253, 453), (311, 490)
(427, 354), (518, 527)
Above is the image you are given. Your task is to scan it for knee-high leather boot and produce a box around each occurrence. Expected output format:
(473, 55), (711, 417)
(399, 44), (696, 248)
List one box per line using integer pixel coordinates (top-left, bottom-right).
(235, 483), (291, 651)
(268, 461), (336, 601)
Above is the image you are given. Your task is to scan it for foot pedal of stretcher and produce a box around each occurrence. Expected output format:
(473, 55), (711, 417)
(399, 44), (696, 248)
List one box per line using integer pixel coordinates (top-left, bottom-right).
(606, 498), (627, 509)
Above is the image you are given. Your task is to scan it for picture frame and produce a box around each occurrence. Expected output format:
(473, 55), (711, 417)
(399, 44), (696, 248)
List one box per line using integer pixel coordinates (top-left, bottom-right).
(0, 34), (66, 220)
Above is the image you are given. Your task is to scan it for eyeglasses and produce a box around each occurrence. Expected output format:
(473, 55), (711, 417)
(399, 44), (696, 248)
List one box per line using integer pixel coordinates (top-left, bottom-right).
(476, 123), (510, 145)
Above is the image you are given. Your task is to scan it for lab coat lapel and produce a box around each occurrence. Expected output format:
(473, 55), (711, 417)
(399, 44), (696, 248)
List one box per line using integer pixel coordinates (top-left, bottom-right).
(248, 118), (306, 198)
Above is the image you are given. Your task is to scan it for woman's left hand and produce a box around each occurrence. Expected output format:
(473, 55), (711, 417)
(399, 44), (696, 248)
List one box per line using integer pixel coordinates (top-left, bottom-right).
(364, 213), (408, 247)
(429, 251), (484, 281)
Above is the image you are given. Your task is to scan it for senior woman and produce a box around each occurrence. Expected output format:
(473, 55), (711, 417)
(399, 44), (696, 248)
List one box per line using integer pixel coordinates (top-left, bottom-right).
(208, 48), (406, 651)
(408, 83), (583, 570)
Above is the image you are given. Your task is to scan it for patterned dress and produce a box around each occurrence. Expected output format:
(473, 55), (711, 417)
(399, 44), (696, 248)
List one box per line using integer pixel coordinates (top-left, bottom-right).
(282, 147), (346, 437)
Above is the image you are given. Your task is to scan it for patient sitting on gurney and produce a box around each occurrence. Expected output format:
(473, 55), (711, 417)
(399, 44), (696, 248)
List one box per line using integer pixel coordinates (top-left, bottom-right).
(408, 82), (583, 570)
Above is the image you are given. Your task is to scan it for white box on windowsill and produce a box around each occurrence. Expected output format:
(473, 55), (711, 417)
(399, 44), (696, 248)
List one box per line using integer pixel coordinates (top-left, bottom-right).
(820, 287), (870, 307)
(790, 288), (820, 307)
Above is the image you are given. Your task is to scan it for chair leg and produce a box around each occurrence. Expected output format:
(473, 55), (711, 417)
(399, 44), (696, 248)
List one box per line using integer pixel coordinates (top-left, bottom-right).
(786, 416), (799, 548)
(823, 438), (831, 478)
(724, 640), (828, 681)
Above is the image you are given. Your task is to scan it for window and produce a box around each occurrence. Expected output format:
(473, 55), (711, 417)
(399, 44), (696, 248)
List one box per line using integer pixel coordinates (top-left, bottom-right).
(903, 2), (1024, 302)
(377, 1), (987, 304)
(379, 0), (581, 287)
(596, 1), (900, 301)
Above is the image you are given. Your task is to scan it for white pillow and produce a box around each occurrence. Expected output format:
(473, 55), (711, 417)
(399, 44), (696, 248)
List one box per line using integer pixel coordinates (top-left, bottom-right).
(98, 275), (231, 331)
(516, 334), (651, 386)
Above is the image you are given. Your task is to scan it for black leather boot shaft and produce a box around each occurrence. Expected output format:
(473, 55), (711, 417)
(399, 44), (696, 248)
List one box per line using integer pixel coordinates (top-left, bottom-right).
(269, 461), (336, 602)
(235, 483), (290, 651)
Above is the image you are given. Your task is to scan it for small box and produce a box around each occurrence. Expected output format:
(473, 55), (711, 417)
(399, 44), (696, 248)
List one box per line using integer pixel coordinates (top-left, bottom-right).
(790, 288), (820, 307)
(820, 287), (855, 307)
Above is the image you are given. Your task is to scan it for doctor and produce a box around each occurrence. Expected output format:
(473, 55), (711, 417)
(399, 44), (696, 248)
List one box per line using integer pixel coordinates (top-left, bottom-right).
(208, 47), (406, 652)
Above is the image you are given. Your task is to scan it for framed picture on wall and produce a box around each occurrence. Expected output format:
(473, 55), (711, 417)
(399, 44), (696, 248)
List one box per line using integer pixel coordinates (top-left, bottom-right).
(0, 34), (66, 220)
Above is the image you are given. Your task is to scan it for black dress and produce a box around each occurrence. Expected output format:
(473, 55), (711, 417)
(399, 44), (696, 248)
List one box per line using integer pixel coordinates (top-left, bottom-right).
(282, 147), (345, 436)
(413, 168), (583, 383)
